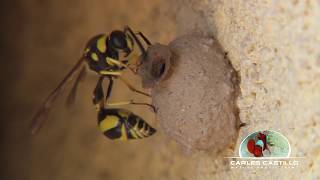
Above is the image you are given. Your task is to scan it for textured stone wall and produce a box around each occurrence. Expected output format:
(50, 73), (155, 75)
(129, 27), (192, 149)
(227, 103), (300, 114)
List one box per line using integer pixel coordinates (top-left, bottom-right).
(2, 0), (319, 179)
(172, 0), (320, 179)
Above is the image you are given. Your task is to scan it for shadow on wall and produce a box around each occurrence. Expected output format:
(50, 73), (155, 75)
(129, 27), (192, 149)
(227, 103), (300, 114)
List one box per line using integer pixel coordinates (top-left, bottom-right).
(0, 0), (184, 180)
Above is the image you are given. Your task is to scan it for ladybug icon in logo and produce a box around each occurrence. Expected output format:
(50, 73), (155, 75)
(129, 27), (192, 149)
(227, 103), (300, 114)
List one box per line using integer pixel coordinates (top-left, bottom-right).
(239, 130), (291, 158)
(246, 132), (270, 157)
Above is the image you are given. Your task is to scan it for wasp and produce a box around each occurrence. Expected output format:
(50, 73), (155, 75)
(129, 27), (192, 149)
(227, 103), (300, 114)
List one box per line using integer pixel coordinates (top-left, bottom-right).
(30, 26), (156, 140)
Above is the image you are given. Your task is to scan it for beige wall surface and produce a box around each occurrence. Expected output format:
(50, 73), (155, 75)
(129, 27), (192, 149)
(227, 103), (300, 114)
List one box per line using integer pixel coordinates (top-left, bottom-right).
(1, 0), (319, 180)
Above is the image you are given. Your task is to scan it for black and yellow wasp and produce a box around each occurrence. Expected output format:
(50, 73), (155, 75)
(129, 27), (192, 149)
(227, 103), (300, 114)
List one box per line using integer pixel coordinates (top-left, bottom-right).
(30, 26), (156, 140)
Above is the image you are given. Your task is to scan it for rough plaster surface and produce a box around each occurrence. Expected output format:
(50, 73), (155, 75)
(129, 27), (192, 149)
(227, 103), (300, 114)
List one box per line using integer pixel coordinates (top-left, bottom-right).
(148, 35), (239, 153)
(3, 0), (320, 179)
(172, 0), (320, 179)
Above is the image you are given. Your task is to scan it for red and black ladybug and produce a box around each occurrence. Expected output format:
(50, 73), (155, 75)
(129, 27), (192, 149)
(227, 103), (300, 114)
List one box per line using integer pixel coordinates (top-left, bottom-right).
(247, 132), (270, 157)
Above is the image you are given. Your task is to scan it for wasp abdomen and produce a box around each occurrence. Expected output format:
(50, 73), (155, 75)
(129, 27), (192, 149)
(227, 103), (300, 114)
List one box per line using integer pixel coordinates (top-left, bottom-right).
(98, 108), (156, 140)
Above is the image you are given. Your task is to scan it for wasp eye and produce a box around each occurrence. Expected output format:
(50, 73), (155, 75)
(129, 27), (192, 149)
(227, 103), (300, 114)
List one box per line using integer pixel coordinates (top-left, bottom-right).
(109, 31), (128, 49)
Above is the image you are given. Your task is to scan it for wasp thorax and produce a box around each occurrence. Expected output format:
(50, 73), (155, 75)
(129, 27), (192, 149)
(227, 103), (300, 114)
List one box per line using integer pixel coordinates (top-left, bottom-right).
(141, 35), (241, 154)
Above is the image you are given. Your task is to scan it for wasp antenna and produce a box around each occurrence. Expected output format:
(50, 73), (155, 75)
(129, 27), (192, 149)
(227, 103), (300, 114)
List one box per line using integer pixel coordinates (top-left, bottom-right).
(135, 31), (152, 46)
(124, 26), (147, 56)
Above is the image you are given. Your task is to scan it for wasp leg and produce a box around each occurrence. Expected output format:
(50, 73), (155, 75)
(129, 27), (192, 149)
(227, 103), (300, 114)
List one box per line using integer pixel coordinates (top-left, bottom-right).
(131, 102), (157, 113)
(126, 54), (140, 74)
(105, 57), (138, 75)
(106, 100), (156, 113)
(93, 76), (105, 109)
(66, 66), (86, 107)
(119, 76), (151, 97)
(105, 76), (114, 101)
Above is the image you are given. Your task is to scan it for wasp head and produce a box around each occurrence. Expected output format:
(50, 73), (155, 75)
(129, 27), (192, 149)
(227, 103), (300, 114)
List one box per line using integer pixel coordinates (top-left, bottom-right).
(109, 30), (133, 58)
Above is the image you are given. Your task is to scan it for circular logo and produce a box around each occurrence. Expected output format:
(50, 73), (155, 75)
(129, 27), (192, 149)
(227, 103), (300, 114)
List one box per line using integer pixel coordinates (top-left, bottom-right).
(239, 130), (291, 158)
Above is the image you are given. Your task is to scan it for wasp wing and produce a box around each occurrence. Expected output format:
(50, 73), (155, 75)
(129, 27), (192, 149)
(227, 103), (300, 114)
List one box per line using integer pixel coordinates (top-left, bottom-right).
(30, 57), (85, 134)
(65, 66), (87, 107)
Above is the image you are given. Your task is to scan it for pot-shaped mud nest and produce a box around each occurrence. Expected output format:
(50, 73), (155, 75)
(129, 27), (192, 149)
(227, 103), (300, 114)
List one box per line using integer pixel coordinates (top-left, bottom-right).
(139, 35), (240, 154)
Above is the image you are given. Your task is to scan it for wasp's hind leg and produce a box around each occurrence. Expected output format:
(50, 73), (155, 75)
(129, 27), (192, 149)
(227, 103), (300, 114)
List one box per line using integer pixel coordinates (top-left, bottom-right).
(131, 101), (156, 113)
(119, 76), (151, 97)
(105, 76), (114, 101)
(106, 100), (157, 113)
(93, 76), (105, 109)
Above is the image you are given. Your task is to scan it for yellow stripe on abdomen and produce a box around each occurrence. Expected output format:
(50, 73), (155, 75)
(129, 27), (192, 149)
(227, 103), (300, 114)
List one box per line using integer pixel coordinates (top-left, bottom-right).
(129, 129), (139, 139)
(99, 115), (119, 132)
(133, 119), (144, 138)
(119, 124), (128, 141)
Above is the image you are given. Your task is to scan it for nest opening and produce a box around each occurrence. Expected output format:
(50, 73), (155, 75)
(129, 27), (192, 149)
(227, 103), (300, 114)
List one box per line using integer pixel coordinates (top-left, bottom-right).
(151, 58), (167, 80)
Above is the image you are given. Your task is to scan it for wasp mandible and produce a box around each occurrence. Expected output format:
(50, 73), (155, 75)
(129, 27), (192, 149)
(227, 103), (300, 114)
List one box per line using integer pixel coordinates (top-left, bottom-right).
(30, 26), (156, 140)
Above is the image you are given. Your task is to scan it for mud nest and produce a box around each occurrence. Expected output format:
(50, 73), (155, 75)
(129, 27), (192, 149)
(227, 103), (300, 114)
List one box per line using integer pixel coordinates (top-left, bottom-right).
(139, 35), (240, 154)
